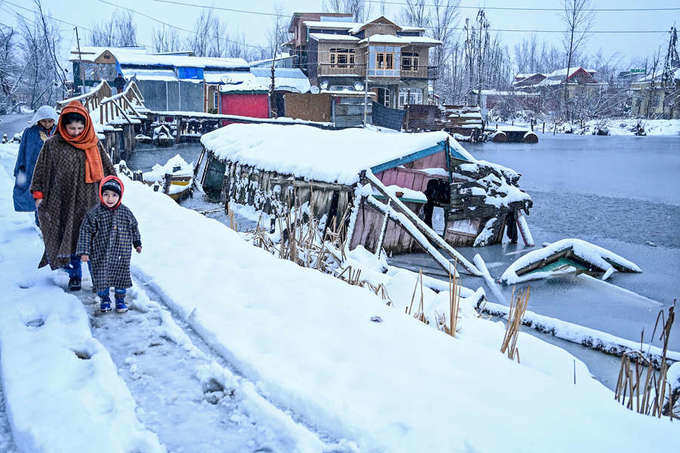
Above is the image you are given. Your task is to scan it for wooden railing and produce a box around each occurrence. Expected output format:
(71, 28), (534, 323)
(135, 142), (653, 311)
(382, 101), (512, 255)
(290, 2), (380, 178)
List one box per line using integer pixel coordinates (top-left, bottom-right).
(57, 80), (148, 126)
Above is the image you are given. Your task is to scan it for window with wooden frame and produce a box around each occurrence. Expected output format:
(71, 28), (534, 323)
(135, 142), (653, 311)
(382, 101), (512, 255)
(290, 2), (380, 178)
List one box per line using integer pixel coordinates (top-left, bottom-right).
(329, 48), (355, 68)
(401, 51), (419, 72)
(375, 52), (394, 70)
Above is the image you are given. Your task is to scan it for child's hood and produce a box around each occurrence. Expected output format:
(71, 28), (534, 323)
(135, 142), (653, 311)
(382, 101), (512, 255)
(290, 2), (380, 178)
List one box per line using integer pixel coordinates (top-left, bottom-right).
(99, 175), (124, 209)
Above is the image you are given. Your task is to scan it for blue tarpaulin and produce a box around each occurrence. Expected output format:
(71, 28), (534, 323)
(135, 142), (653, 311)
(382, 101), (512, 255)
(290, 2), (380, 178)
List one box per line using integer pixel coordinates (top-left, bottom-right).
(177, 67), (204, 80)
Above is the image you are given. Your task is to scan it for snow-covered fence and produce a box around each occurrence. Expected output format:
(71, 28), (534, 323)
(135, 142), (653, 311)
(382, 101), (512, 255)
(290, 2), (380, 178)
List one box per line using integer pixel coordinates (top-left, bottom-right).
(57, 80), (148, 127)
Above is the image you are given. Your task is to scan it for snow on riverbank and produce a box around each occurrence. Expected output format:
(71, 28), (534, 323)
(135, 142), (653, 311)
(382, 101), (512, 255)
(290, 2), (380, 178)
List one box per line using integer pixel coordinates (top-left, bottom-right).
(122, 169), (678, 448)
(0, 144), (164, 453)
(2, 141), (679, 452)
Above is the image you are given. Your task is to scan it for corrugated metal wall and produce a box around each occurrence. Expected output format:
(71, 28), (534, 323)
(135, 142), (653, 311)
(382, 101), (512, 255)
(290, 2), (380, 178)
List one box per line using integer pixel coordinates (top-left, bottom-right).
(372, 101), (405, 130)
(136, 80), (204, 112)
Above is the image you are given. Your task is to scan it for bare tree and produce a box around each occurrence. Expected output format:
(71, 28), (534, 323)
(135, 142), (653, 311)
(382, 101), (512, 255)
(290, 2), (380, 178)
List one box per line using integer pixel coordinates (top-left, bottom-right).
(152, 26), (182, 53)
(0, 24), (23, 112)
(400, 0), (429, 28)
(561, 0), (592, 120)
(90, 11), (137, 47)
(16, 8), (63, 108)
(429, 0), (459, 92)
(324, 0), (371, 21)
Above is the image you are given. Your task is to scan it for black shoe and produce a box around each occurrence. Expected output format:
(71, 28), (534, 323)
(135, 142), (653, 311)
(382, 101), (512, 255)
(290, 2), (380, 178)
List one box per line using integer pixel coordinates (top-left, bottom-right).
(68, 277), (81, 291)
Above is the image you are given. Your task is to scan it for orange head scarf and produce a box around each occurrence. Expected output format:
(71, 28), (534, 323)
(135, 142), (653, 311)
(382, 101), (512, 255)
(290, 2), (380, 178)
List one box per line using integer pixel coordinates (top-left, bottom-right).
(57, 100), (103, 183)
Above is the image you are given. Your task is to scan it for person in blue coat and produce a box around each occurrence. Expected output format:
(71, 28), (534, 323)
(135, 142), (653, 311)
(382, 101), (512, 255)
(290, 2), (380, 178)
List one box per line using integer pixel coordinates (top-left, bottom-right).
(12, 105), (58, 224)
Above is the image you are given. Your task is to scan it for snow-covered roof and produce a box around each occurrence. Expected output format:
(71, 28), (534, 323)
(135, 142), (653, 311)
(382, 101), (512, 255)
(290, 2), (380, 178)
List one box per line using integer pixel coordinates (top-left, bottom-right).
(247, 53), (294, 67)
(349, 16), (401, 34)
(70, 46), (146, 62)
(204, 70), (254, 84)
(543, 66), (592, 79)
(358, 34), (441, 46)
(303, 20), (359, 29)
(309, 33), (360, 42)
(116, 50), (248, 69)
(400, 26), (426, 32)
(250, 67), (311, 93)
(514, 73), (543, 80)
(121, 68), (177, 82)
(201, 124), (474, 185)
(72, 46), (249, 69)
(218, 76), (268, 93)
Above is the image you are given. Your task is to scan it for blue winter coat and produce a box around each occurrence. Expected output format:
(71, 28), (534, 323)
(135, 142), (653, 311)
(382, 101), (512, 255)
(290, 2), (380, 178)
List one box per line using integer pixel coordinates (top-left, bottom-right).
(12, 125), (54, 212)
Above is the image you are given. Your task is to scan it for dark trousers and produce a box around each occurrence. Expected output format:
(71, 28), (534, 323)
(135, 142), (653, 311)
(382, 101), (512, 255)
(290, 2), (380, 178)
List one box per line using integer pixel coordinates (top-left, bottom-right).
(64, 254), (92, 279)
(98, 288), (126, 301)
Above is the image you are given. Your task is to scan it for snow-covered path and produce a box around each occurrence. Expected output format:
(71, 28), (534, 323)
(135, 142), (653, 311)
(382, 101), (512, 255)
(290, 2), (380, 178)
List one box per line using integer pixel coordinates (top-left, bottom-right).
(71, 273), (333, 453)
(0, 380), (18, 453)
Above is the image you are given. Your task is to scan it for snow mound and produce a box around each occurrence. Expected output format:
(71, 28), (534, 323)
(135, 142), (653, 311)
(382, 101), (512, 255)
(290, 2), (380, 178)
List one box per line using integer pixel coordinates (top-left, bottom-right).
(142, 154), (193, 183)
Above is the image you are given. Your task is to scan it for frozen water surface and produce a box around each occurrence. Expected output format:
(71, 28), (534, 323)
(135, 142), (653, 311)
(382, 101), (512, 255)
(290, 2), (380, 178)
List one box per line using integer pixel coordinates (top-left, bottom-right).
(394, 134), (680, 387)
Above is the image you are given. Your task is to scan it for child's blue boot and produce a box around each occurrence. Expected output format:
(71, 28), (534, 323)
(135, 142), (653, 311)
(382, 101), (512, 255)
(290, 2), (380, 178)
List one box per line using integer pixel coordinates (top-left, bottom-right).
(98, 290), (112, 313)
(115, 289), (128, 313)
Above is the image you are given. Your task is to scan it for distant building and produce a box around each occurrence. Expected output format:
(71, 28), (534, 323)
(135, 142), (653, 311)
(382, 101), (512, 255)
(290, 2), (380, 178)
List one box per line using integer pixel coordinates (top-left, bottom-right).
(68, 46), (310, 114)
(630, 68), (680, 118)
(512, 66), (605, 97)
(286, 13), (441, 109)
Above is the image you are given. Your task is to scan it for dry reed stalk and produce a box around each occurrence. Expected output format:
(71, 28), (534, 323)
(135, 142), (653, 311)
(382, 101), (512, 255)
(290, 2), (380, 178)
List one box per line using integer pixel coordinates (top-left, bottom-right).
(406, 270), (421, 316)
(448, 264), (460, 337)
(615, 303), (676, 418)
(228, 210), (237, 232)
(500, 286), (530, 362)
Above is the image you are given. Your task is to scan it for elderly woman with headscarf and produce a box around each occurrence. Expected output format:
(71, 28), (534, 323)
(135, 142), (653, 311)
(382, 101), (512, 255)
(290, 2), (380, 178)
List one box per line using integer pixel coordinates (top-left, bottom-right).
(12, 106), (59, 224)
(31, 100), (116, 291)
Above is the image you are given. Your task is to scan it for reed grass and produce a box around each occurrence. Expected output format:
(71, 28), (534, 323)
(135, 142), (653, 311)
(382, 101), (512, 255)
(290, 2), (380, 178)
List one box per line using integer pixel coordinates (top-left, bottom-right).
(615, 302), (677, 419)
(500, 286), (530, 362)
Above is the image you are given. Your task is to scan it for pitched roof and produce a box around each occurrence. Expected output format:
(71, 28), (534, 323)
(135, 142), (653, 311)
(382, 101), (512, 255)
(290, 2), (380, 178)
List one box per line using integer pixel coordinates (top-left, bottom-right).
(201, 124), (473, 185)
(349, 16), (402, 34)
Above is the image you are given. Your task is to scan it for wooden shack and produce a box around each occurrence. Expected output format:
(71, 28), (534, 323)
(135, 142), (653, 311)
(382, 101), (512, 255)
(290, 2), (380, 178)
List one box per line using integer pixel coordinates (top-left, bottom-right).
(196, 124), (532, 272)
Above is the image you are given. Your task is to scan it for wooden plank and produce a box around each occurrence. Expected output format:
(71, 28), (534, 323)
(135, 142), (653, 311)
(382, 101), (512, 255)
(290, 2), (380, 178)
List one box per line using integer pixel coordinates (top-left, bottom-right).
(365, 170), (481, 276)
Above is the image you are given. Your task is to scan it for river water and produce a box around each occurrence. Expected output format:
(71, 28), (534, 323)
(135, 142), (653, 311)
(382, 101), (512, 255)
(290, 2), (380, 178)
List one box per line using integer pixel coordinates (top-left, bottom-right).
(124, 134), (680, 390)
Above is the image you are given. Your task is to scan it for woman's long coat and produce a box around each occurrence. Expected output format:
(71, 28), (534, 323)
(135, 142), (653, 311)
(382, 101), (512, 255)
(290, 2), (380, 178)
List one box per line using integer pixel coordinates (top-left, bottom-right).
(30, 134), (116, 269)
(76, 203), (141, 292)
(13, 125), (53, 212)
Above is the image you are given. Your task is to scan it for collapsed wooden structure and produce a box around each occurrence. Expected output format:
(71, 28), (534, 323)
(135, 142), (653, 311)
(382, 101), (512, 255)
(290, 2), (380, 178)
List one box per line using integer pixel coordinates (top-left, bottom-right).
(196, 124), (533, 274)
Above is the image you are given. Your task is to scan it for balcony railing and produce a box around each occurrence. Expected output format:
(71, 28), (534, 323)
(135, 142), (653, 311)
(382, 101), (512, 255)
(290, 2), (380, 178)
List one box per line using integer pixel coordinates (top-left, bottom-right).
(318, 63), (364, 77)
(316, 63), (439, 80)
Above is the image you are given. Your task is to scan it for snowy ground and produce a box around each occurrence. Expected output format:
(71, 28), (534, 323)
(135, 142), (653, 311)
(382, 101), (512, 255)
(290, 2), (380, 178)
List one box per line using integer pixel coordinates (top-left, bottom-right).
(495, 117), (680, 136)
(3, 140), (679, 452)
(0, 113), (33, 139)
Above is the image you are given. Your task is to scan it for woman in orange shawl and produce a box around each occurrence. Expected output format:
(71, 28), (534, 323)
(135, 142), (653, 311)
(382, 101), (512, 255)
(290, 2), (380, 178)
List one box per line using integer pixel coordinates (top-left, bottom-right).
(30, 100), (116, 291)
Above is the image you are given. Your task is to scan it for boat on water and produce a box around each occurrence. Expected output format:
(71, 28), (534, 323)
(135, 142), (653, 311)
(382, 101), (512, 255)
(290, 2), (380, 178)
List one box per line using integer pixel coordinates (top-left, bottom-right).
(135, 133), (152, 144)
(143, 154), (193, 202)
(152, 125), (175, 147)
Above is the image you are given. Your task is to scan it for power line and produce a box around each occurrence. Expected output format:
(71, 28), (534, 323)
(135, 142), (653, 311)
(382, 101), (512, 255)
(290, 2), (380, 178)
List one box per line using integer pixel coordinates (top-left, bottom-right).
(95, 0), (267, 51)
(150, 0), (670, 34)
(4, 0), (94, 32)
(365, 0), (680, 13)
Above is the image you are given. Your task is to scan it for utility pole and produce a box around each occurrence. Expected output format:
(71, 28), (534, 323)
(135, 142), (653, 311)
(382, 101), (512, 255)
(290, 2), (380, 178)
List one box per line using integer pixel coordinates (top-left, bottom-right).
(363, 36), (370, 126)
(75, 26), (84, 94)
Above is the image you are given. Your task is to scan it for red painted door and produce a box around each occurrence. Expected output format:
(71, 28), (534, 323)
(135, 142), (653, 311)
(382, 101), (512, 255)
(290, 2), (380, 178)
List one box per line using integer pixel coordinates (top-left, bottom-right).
(220, 93), (270, 120)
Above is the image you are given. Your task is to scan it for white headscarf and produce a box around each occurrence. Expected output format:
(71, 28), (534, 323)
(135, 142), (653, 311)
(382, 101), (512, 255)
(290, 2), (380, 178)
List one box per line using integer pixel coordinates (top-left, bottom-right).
(30, 105), (59, 125)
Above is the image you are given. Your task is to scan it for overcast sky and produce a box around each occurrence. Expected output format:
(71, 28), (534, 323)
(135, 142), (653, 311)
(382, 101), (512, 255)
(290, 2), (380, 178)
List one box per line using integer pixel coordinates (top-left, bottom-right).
(3, 0), (677, 67)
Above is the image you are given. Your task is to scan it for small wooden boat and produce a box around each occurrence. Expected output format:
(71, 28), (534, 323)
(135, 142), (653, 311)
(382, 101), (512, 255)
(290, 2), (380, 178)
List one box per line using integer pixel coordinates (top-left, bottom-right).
(143, 154), (193, 202)
(152, 125), (175, 147)
(135, 133), (152, 144)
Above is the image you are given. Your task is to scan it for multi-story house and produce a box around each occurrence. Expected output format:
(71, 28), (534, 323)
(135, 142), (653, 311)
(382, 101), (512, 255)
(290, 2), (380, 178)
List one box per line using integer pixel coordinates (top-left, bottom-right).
(286, 13), (441, 109)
